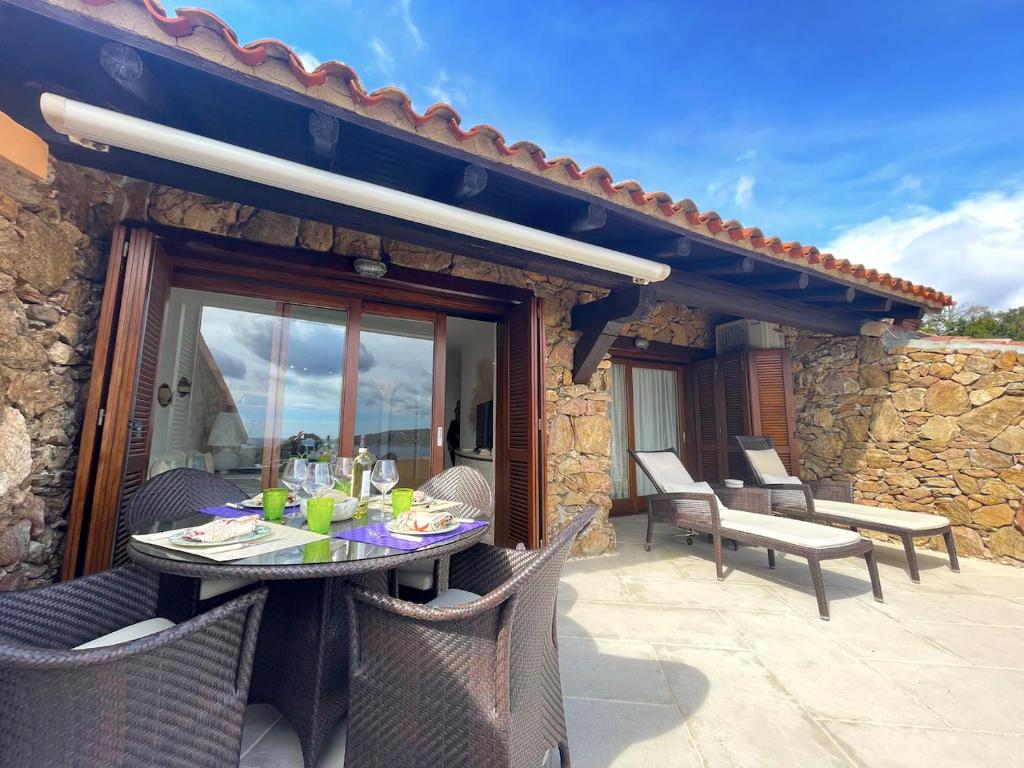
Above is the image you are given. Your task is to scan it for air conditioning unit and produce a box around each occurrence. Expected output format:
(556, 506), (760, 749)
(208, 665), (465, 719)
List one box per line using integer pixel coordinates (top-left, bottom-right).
(715, 319), (786, 355)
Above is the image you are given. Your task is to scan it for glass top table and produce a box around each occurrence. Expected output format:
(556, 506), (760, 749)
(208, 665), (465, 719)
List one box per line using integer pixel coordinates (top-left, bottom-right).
(126, 504), (490, 580)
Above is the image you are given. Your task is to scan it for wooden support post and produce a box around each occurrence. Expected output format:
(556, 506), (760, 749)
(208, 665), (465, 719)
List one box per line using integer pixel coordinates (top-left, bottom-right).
(571, 285), (657, 383)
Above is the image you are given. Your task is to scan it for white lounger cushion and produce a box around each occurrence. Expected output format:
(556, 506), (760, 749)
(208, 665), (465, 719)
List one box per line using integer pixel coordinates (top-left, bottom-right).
(720, 508), (862, 549)
(812, 499), (948, 531)
(663, 480), (726, 509)
(396, 560), (435, 591)
(744, 449), (790, 482)
(74, 617), (175, 649)
(428, 589), (480, 608)
(633, 451), (695, 487)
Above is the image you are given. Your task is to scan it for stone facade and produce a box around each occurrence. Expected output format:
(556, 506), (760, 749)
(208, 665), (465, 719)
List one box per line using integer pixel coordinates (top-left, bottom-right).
(0, 156), (717, 583)
(793, 328), (1024, 565)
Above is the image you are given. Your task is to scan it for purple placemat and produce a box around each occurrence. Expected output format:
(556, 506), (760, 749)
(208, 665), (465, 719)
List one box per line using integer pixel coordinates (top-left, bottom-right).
(335, 520), (487, 551)
(198, 504), (254, 518)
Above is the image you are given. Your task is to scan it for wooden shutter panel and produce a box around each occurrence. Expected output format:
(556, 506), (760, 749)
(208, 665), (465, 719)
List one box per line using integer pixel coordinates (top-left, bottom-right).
(747, 348), (800, 476)
(719, 354), (753, 482)
(495, 296), (543, 548)
(691, 359), (724, 481)
(75, 229), (171, 575)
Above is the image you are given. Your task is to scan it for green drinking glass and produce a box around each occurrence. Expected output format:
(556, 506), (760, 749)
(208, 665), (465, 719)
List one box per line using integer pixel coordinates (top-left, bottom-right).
(390, 487), (414, 517)
(261, 487), (288, 522)
(302, 539), (332, 563)
(305, 496), (334, 534)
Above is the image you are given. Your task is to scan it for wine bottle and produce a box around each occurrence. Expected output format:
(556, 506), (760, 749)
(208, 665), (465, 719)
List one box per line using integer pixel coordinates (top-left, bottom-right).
(351, 435), (376, 518)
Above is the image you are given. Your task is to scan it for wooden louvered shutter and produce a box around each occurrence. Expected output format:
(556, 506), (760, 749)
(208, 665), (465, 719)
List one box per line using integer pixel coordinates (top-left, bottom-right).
(747, 349), (800, 476)
(691, 359), (725, 481)
(495, 296), (543, 548)
(719, 354), (753, 482)
(76, 229), (171, 575)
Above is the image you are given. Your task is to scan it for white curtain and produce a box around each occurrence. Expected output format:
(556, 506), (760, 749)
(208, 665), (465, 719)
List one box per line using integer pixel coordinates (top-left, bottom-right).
(609, 364), (630, 499)
(631, 367), (680, 496)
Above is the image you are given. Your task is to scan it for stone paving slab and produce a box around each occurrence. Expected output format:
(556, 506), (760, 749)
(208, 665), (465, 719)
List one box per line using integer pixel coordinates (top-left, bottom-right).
(240, 515), (1024, 767)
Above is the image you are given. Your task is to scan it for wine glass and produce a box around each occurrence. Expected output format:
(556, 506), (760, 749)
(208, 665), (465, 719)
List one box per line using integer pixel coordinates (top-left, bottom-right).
(331, 457), (355, 495)
(304, 461), (334, 498)
(280, 458), (308, 499)
(370, 460), (399, 521)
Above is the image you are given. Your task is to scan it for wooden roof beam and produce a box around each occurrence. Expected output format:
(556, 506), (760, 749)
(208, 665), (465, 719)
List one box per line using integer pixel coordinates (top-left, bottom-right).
(684, 256), (756, 277)
(742, 272), (810, 291)
(776, 286), (856, 303)
(451, 163), (488, 202)
(570, 285), (657, 383)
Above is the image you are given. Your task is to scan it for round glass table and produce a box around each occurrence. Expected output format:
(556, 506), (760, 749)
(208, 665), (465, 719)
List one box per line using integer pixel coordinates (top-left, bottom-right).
(127, 507), (489, 768)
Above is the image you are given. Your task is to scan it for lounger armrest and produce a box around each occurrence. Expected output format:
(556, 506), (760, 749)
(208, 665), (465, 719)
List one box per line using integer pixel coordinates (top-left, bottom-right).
(761, 483), (817, 519)
(808, 479), (855, 503)
(647, 492), (722, 531)
(711, 486), (772, 515)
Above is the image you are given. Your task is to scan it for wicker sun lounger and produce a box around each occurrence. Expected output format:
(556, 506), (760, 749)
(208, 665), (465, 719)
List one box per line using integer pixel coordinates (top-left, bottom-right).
(631, 449), (883, 620)
(735, 436), (959, 582)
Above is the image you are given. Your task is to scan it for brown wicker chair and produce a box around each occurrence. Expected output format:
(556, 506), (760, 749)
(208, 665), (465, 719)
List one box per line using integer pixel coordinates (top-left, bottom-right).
(396, 465), (495, 595)
(0, 565), (266, 768)
(630, 448), (883, 620)
(340, 507), (594, 768)
(735, 435), (959, 582)
(124, 467), (254, 603)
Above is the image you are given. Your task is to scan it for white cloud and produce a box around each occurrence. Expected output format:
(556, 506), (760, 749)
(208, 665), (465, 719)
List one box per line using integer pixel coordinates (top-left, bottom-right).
(734, 174), (755, 207)
(893, 174), (923, 195)
(735, 149), (758, 163)
(394, 0), (426, 50)
(425, 69), (466, 106)
(368, 37), (394, 76)
(295, 49), (321, 71)
(825, 187), (1024, 309)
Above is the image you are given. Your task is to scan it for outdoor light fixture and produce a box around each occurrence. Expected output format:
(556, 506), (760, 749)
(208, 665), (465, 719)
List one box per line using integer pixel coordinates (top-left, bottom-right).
(40, 94), (672, 285)
(353, 258), (388, 278)
(634, 337), (651, 350)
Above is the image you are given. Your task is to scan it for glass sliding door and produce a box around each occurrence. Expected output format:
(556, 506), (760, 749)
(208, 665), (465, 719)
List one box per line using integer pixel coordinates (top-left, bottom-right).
(609, 359), (686, 514)
(354, 313), (440, 489)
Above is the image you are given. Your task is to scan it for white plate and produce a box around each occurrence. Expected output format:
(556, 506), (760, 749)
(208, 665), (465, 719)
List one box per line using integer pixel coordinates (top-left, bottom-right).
(384, 520), (460, 536)
(241, 497), (298, 509)
(170, 524), (273, 548)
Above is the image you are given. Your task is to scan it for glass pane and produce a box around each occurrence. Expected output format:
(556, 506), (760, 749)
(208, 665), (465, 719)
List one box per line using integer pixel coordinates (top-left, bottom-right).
(276, 305), (348, 467)
(609, 364), (630, 499)
(149, 289), (280, 498)
(355, 314), (435, 488)
(632, 367), (681, 497)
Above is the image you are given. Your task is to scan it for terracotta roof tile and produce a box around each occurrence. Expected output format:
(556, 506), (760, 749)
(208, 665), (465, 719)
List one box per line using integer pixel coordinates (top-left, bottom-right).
(66, 0), (953, 307)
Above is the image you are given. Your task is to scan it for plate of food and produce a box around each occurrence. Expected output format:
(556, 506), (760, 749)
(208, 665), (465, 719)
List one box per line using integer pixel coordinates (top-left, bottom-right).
(385, 510), (459, 536)
(170, 515), (274, 547)
(241, 491), (299, 509)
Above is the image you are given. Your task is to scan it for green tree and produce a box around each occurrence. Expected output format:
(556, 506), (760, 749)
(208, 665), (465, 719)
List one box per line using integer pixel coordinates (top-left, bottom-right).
(922, 305), (1024, 340)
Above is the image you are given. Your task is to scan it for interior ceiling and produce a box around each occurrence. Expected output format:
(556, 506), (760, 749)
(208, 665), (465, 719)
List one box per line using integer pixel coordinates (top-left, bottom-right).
(0, 1), (928, 331)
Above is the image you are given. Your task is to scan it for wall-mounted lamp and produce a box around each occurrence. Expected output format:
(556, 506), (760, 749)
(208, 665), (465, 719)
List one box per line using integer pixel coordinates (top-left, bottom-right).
(634, 337), (651, 350)
(354, 258), (387, 278)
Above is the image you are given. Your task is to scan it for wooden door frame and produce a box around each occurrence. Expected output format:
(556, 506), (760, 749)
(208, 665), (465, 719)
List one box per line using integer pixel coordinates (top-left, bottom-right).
(609, 357), (689, 517)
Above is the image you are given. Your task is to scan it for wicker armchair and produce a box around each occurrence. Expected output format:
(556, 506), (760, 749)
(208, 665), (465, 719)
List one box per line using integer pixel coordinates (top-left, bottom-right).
(397, 465), (495, 595)
(123, 468), (253, 603)
(0, 566), (266, 768)
(340, 507), (595, 768)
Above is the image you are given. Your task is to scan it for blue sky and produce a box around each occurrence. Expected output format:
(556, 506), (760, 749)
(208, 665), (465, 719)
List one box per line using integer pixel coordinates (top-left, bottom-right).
(196, 1), (1024, 308)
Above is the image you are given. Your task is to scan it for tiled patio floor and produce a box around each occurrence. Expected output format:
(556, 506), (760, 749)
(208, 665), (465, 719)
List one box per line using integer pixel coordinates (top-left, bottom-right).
(240, 514), (1024, 767)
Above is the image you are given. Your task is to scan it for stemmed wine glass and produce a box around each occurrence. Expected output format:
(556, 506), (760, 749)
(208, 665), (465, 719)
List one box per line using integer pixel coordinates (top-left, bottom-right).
(370, 460), (399, 521)
(280, 458), (308, 499)
(304, 461), (334, 498)
(331, 457), (355, 495)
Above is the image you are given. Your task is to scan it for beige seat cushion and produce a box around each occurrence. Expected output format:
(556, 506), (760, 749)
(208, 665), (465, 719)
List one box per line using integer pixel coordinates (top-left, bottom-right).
(199, 577), (257, 601)
(74, 617), (175, 649)
(720, 508), (862, 549)
(428, 588), (480, 608)
(633, 451), (695, 487)
(812, 499), (948, 531)
(396, 561), (435, 591)
(744, 449), (790, 482)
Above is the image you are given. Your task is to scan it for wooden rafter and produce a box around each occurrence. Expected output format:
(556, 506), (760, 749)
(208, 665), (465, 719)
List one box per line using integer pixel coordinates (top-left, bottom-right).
(570, 285), (658, 383)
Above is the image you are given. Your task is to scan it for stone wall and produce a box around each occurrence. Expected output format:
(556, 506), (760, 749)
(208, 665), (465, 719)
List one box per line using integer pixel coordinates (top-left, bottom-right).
(793, 327), (1024, 564)
(0, 157), (714, 582)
